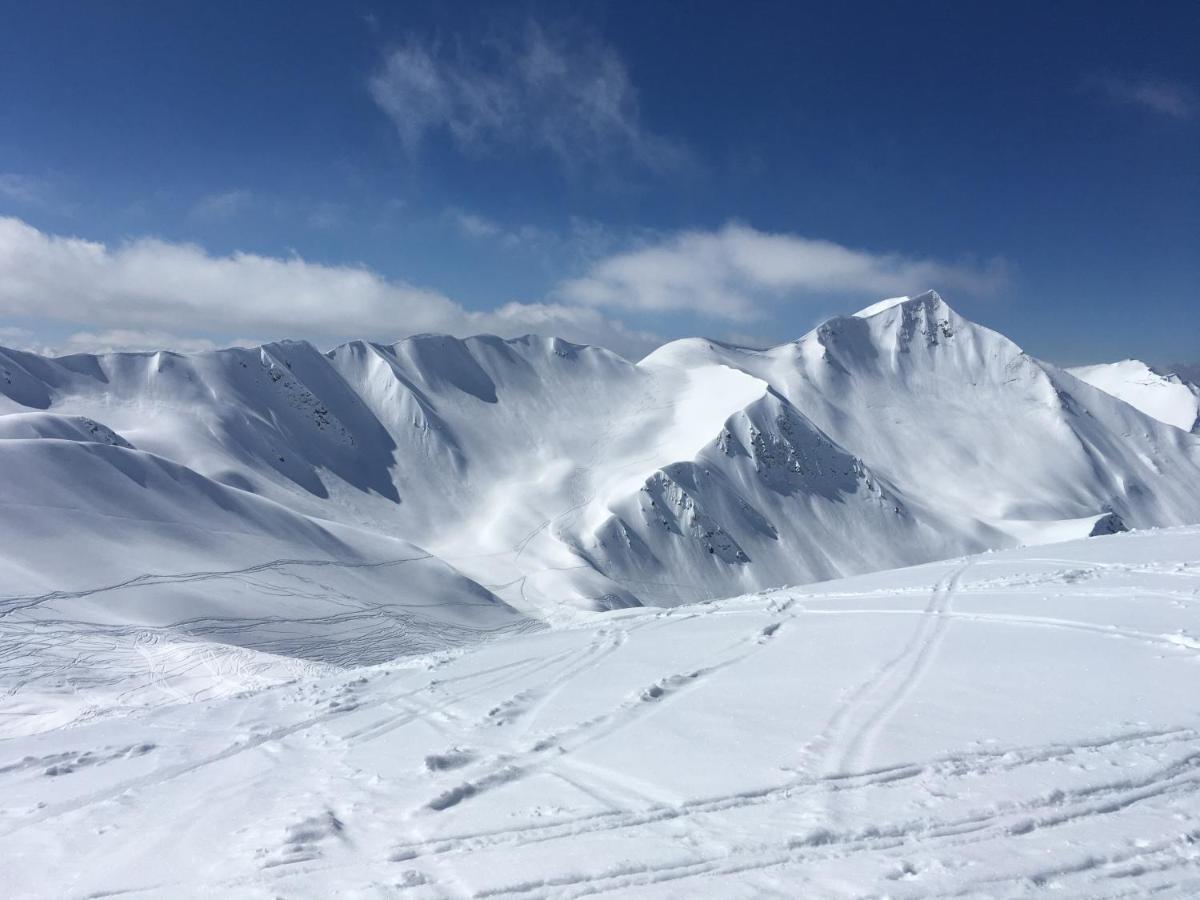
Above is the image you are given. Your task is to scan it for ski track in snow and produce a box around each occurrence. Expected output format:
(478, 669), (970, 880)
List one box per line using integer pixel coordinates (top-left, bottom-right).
(814, 559), (972, 825)
(0, 553), (436, 618)
(3, 530), (1200, 897)
(0, 551), (540, 738)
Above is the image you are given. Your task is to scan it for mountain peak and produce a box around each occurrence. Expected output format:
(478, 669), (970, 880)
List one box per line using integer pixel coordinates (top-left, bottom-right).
(1068, 358), (1200, 432)
(853, 289), (947, 319)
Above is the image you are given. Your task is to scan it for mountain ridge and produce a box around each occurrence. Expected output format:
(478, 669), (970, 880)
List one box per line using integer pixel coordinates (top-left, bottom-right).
(4, 292), (1200, 620)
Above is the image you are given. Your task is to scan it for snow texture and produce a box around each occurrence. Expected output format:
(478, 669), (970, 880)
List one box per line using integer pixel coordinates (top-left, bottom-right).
(4, 292), (1200, 896)
(3, 527), (1200, 897)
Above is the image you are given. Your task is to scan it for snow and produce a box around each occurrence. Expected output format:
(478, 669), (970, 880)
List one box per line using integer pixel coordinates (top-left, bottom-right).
(1068, 359), (1200, 432)
(648, 293), (1200, 552)
(571, 362), (768, 536)
(0, 435), (528, 737)
(4, 292), (1200, 894)
(851, 291), (931, 318)
(3, 527), (1200, 897)
(4, 297), (1200, 617)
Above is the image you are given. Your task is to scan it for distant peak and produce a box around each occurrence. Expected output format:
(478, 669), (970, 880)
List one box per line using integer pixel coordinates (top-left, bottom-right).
(853, 290), (947, 319)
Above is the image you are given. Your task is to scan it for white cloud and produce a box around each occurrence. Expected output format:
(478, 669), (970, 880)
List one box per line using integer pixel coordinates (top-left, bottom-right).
(1086, 75), (1197, 119)
(0, 216), (1009, 361)
(191, 189), (253, 221)
(368, 24), (690, 172)
(557, 222), (1008, 321)
(53, 330), (251, 355)
(0, 216), (660, 359)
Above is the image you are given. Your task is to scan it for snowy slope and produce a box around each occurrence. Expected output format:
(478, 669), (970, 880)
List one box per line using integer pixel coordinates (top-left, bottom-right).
(5, 294), (1200, 895)
(4, 293), (1200, 617)
(0, 429), (528, 736)
(645, 292), (1200, 548)
(1068, 358), (1200, 432)
(4, 526), (1199, 897)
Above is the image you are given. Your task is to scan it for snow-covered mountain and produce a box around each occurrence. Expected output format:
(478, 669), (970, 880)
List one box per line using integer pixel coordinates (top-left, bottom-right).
(4, 291), (1200, 625)
(6, 292), (1200, 895)
(1068, 358), (1200, 432)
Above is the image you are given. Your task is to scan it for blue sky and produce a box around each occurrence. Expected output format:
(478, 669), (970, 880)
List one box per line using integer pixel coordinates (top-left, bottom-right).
(0, 1), (1196, 364)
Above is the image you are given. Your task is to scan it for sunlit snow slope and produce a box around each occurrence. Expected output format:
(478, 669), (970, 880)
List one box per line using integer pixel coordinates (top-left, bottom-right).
(4, 527), (1200, 897)
(4, 292), (1200, 621)
(1068, 358), (1200, 432)
(4, 292), (1200, 896)
(0, 425), (529, 736)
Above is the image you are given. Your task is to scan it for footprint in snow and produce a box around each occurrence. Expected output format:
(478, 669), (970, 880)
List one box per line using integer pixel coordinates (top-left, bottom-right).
(326, 676), (368, 713)
(260, 809), (346, 868)
(0, 743), (157, 778)
(426, 766), (524, 811)
(887, 860), (921, 881)
(393, 869), (429, 888)
(484, 689), (540, 726)
(424, 747), (476, 772)
(639, 671), (703, 702)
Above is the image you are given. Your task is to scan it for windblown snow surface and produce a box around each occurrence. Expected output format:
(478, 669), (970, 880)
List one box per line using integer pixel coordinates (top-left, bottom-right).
(4, 291), (1200, 896)
(4, 528), (1200, 897)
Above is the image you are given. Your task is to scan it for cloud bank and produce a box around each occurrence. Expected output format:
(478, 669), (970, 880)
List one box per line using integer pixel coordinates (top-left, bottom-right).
(0, 216), (1008, 359)
(0, 216), (658, 358)
(557, 222), (1008, 321)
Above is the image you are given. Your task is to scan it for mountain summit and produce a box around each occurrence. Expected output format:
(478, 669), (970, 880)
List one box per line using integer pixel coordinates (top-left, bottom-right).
(4, 293), (1200, 625)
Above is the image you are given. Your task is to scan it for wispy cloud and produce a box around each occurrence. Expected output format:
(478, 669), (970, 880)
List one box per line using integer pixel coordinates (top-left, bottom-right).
(557, 222), (1008, 321)
(190, 189), (254, 221)
(0, 173), (48, 206)
(443, 207), (637, 273)
(0, 173), (80, 218)
(368, 23), (691, 173)
(447, 208), (504, 240)
(305, 202), (346, 231)
(443, 207), (566, 256)
(0, 216), (659, 358)
(1085, 74), (1197, 119)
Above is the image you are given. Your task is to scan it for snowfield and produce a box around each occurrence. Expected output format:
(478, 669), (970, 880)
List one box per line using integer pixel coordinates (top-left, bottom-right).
(3, 527), (1200, 897)
(4, 291), (1200, 896)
